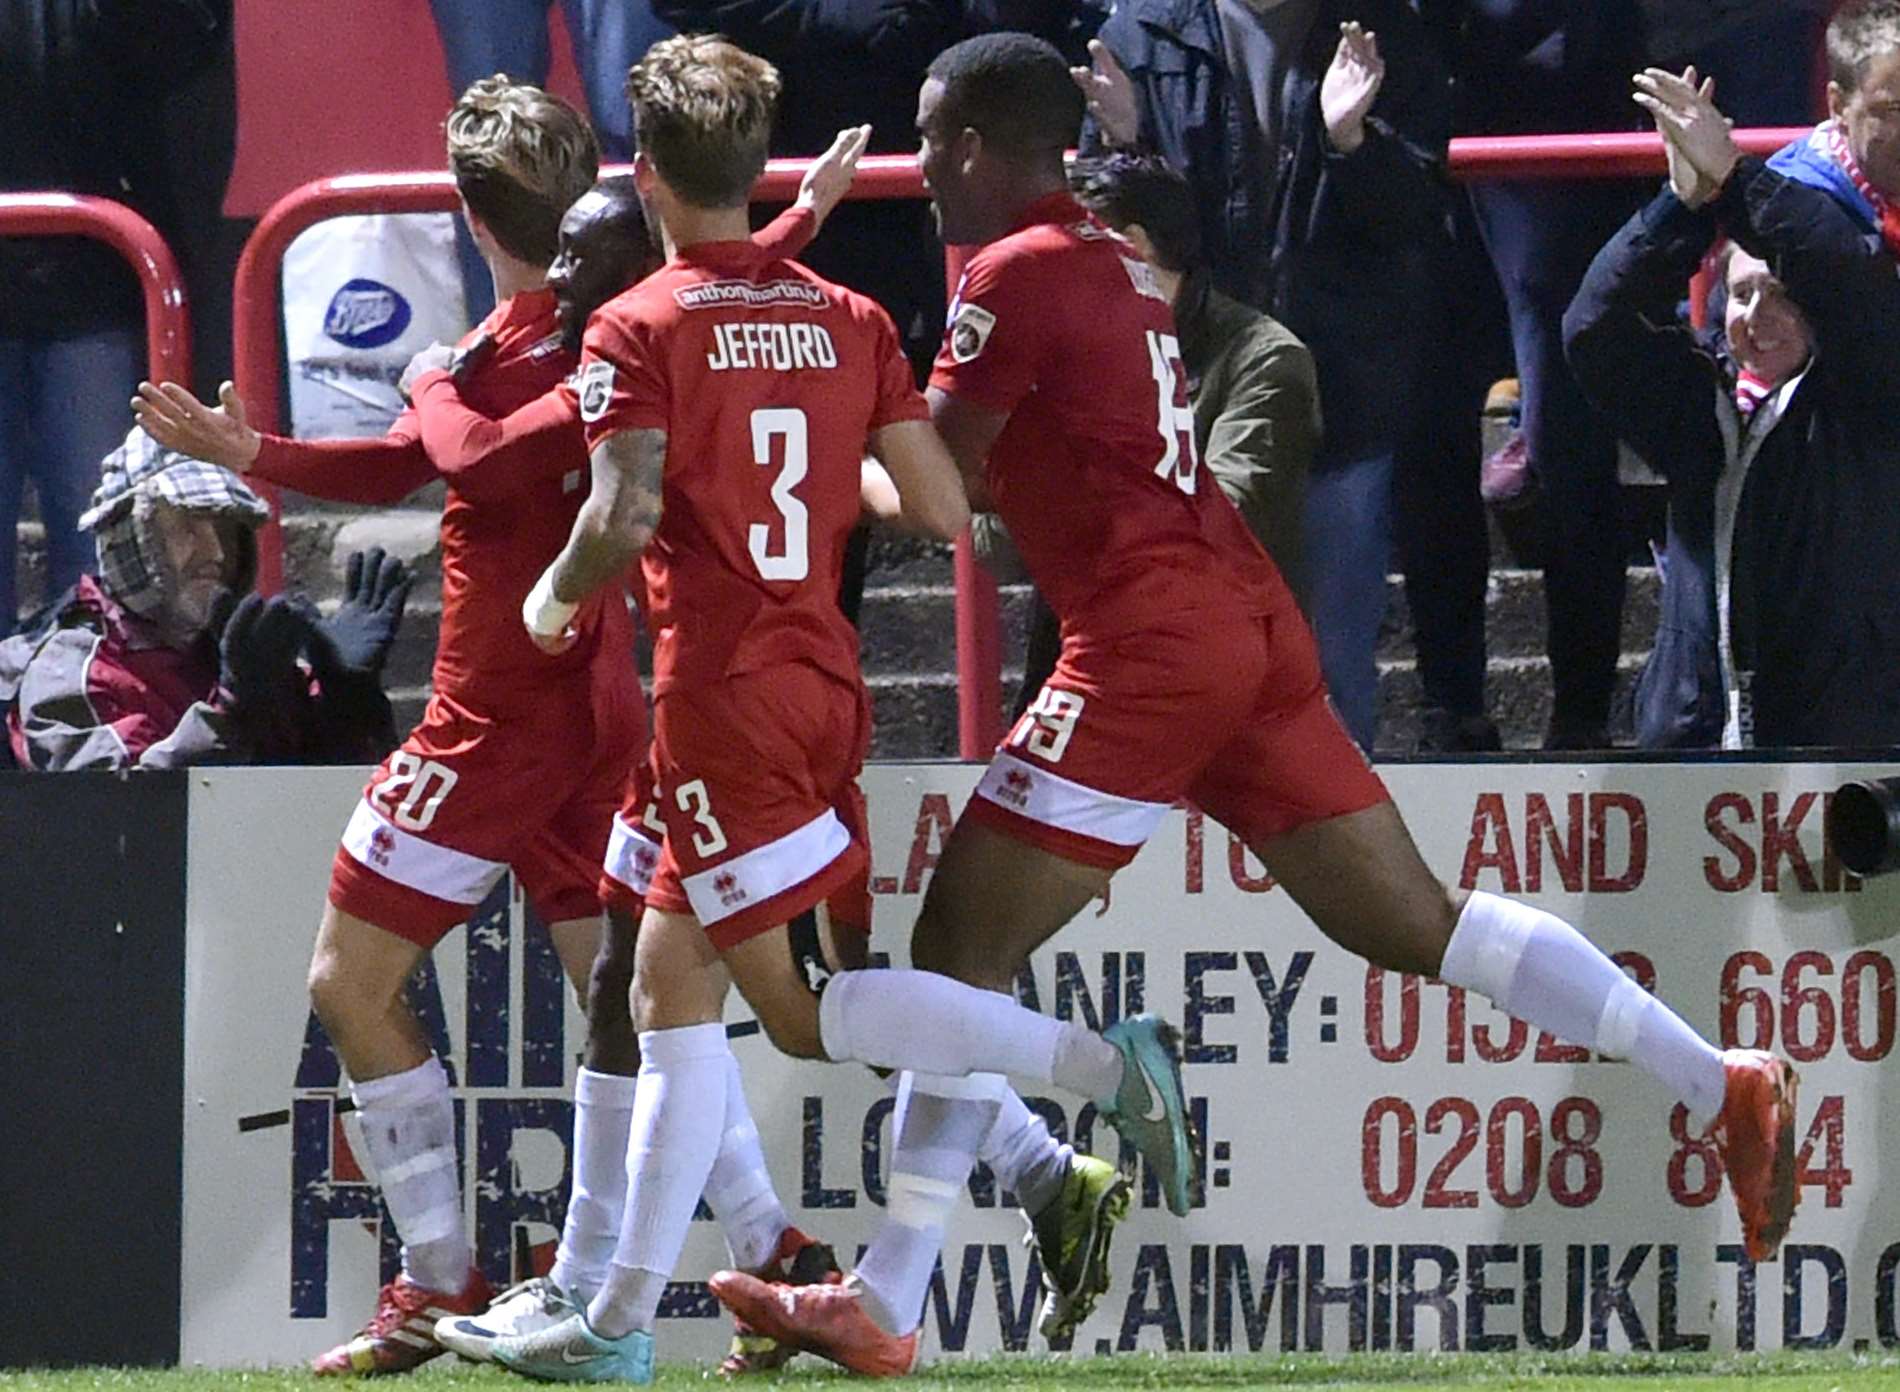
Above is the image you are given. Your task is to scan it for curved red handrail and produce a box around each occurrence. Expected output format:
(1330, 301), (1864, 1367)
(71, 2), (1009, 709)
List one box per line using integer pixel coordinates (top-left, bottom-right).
(234, 128), (1816, 750)
(0, 193), (191, 385)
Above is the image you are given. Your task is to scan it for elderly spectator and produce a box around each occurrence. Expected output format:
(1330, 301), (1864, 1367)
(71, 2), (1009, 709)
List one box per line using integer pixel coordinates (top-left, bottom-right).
(1073, 3), (1448, 750)
(0, 428), (409, 770)
(1563, 65), (1900, 749)
(987, 152), (1321, 710)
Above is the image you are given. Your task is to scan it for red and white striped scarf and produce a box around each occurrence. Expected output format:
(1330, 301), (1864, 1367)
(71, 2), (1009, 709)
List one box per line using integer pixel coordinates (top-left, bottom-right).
(1823, 119), (1900, 256)
(1733, 367), (1775, 418)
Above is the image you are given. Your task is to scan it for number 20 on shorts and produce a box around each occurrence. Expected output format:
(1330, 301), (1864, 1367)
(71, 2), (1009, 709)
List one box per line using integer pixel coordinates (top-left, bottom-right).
(377, 752), (459, 832)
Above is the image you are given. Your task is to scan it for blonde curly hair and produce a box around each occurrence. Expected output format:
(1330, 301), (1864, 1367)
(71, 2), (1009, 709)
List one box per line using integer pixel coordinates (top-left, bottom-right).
(446, 75), (600, 265)
(626, 35), (779, 209)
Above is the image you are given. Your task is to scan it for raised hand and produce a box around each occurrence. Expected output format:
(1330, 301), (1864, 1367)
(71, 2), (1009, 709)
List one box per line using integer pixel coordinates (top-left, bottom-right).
(798, 124), (872, 230)
(220, 592), (316, 715)
(1322, 22), (1385, 154)
(1071, 39), (1140, 149)
(131, 380), (262, 471)
(1635, 66), (1741, 204)
(306, 547), (414, 683)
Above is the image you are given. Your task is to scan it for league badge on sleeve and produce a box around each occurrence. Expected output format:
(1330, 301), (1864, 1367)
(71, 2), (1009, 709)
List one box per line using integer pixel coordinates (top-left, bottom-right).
(949, 303), (997, 364)
(577, 360), (616, 422)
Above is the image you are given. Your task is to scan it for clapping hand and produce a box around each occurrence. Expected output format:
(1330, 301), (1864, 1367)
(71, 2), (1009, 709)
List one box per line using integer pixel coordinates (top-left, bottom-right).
(305, 547), (413, 684)
(1070, 39), (1140, 149)
(1322, 22), (1385, 155)
(1634, 66), (1740, 209)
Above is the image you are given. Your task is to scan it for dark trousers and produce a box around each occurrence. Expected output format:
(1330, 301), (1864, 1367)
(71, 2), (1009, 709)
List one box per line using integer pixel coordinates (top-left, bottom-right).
(1471, 178), (1641, 736)
(1397, 195), (1507, 721)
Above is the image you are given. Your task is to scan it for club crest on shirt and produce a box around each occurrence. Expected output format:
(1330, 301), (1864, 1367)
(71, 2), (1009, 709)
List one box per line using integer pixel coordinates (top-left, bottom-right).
(949, 302), (997, 363)
(576, 360), (615, 422)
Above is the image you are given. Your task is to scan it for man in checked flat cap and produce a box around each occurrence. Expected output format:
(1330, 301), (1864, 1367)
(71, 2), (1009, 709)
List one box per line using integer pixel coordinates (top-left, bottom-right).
(0, 425), (410, 770)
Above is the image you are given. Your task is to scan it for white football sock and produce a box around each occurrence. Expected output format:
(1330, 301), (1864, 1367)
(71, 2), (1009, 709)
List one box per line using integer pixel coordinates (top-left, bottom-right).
(1440, 891), (1727, 1125)
(350, 1056), (470, 1295)
(979, 1088), (1072, 1217)
(854, 1071), (1004, 1335)
(704, 1052), (791, 1272)
(819, 968), (1123, 1100)
(550, 1067), (636, 1302)
(588, 1023), (730, 1338)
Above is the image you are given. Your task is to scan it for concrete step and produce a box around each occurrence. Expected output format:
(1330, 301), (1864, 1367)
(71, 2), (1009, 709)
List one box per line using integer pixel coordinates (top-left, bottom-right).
(283, 508), (444, 604)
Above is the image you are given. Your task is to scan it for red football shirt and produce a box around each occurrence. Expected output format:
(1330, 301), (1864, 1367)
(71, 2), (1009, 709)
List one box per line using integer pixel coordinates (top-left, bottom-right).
(930, 193), (1287, 632)
(251, 288), (632, 714)
(423, 288), (633, 705)
(570, 239), (927, 695)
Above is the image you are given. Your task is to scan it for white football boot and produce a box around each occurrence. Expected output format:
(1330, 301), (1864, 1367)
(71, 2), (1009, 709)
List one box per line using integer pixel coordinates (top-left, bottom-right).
(436, 1276), (579, 1362)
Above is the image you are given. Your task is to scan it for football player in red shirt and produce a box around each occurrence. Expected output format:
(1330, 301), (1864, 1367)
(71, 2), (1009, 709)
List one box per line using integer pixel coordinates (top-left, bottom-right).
(713, 32), (1802, 1375)
(132, 80), (852, 1377)
(418, 141), (896, 1378)
(493, 31), (1147, 1381)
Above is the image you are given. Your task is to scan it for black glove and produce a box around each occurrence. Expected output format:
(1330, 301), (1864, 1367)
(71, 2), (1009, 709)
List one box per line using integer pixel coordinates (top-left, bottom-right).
(219, 593), (316, 740)
(306, 547), (413, 683)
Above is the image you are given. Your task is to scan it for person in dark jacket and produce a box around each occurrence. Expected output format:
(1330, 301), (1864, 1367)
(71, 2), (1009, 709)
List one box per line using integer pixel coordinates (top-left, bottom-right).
(1073, 1), (1448, 750)
(0, 0), (233, 633)
(1565, 67), (1900, 749)
(0, 428), (409, 770)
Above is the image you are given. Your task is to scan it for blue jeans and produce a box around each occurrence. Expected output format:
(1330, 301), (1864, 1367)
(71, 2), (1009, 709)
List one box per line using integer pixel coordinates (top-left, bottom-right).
(430, 0), (673, 323)
(0, 329), (141, 630)
(1302, 446), (1394, 754)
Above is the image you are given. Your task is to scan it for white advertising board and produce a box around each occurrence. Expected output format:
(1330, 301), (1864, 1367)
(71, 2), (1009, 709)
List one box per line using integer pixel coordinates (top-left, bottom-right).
(181, 761), (1900, 1367)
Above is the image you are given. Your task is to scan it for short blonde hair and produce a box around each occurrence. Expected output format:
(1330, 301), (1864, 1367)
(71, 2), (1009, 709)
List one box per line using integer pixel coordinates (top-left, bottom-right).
(446, 75), (600, 265)
(626, 36), (779, 209)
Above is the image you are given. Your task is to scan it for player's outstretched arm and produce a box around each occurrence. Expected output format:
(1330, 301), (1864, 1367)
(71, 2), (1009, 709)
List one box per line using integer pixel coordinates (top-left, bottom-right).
(524, 427), (666, 653)
(866, 419), (971, 541)
(134, 380), (433, 505)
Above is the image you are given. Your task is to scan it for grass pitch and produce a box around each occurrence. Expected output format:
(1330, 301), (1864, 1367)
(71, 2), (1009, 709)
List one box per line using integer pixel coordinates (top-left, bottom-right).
(5, 1353), (1900, 1391)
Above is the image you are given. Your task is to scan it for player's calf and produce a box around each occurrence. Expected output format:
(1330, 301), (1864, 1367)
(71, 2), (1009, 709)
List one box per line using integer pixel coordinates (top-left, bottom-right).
(584, 906), (639, 1074)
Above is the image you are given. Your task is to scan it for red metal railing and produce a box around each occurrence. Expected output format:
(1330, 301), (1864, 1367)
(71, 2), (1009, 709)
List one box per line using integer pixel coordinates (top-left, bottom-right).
(234, 129), (1809, 752)
(0, 194), (191, 385)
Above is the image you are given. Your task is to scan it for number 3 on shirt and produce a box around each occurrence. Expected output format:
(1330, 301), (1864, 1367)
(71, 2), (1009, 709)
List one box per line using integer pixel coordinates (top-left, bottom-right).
(749, 407), (810, 580)
(1147, 330), (1198, 496)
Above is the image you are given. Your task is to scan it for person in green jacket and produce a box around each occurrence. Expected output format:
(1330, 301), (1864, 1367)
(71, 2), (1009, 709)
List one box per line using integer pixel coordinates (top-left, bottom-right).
(980, 151), (1321, 711)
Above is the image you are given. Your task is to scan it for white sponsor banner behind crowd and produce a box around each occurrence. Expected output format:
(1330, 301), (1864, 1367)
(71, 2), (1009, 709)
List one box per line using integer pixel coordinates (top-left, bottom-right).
(181, 761), (1900, 1367)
